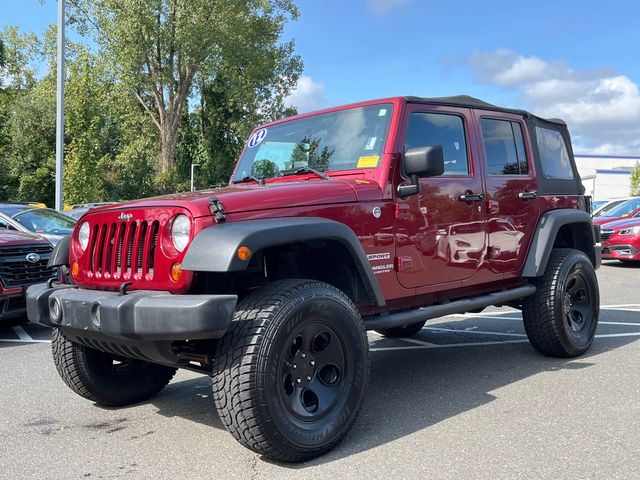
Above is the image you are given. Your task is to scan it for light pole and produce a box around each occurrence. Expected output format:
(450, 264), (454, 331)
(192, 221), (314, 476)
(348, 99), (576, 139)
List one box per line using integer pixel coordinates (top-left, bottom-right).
(190, 164), (201, 192)
(55, 0), (65, 211)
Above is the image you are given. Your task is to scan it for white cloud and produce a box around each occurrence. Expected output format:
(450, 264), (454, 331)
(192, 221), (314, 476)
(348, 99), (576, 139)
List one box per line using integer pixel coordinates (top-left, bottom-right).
(285, 75), (326, 113)
(367, 0), (409, 15)
(467, 49), (640, 154)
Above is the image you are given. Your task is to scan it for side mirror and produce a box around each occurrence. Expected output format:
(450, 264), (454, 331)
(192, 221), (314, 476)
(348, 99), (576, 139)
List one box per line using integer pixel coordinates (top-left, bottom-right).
(398, 145), (445, 198)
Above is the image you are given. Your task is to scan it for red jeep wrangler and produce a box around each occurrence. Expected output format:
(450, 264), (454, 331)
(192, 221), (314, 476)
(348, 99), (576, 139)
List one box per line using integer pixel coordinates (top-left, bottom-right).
(27, 96), (600, 462)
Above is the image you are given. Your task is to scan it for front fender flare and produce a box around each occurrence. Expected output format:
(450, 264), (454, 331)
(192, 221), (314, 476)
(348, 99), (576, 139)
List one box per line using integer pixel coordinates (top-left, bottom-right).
(181, 217), (385, 306)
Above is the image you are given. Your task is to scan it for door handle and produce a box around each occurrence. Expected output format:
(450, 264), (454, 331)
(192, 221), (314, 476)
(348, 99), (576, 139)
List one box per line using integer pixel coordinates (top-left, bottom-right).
(459, 193), (485, 202)
(518, 191), (538, 200)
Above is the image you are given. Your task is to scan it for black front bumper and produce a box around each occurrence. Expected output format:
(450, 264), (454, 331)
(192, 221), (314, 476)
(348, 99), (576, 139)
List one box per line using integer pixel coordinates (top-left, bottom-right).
(26, 283), (238, 341)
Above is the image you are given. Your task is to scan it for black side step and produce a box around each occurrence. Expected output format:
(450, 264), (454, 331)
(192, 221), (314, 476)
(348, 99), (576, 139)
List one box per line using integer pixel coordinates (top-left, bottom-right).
(363, 285), (536, 331)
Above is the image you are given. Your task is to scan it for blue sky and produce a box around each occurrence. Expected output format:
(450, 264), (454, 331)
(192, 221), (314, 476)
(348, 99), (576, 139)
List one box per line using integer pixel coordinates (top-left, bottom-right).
(3, 0), (640, 154)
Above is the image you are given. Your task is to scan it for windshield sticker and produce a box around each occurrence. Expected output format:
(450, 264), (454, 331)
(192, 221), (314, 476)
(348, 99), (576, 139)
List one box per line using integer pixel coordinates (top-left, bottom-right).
(365, 137), (377, 151)
(378, 108), (387, 117)
(248, 128), (268, 148)
(357, 155), (379, 168)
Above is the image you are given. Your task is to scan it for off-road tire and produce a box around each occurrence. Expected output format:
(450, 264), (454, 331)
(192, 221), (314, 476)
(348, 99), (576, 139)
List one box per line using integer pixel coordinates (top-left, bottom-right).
(522, 248), (599, 358)
(212, 279), (369, 462)
(375, 320), (426, 338)
(51, 328), (177, 406)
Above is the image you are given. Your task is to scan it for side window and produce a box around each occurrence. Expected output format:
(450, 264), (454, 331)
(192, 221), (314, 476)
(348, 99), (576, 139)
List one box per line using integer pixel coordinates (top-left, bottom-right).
(480, 118), (529, 175)
(405, 112), (469, 176)
(535, 126), (574, 179)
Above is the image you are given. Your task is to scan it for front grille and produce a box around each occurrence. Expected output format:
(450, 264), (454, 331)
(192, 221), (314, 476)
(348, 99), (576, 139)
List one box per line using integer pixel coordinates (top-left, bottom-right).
(600, 230), (614, 241)
(88, 220), (159, 278)
(0, 244), (55, 287)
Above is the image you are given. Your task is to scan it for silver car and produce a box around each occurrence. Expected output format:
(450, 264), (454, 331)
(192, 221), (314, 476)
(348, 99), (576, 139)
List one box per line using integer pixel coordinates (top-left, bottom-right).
(0, 204), (76, 246)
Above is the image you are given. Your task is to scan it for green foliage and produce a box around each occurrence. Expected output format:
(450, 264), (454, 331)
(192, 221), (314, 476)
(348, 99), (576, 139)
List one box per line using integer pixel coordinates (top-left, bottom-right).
(68, 0), (302, 174)
(0, 1), (302, 205)
(631, 162), (640, 196)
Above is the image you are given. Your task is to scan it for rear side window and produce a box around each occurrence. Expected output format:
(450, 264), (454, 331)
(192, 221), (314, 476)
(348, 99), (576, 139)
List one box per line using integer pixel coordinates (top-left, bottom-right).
(536, 127), (574, 179)
(405, 112), (469, 176)
(480, 118), (529, 175)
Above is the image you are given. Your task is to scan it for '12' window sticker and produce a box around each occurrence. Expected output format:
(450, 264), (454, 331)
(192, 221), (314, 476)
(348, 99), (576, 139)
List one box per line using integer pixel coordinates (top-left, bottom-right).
(248, 128), (268, 148)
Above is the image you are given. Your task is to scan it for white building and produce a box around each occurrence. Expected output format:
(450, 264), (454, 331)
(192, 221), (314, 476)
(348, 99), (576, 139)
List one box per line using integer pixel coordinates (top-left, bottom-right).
(574, 155), (640, 200)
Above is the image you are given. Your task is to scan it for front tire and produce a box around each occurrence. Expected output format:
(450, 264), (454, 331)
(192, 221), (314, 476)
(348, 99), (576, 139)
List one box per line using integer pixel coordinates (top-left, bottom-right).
(522, 248), (599, 358)
(51, 329), (177, 406)
(212, 280), (369, 462)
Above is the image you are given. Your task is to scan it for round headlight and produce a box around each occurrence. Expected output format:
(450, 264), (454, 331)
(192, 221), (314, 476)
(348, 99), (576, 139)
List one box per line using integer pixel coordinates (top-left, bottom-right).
(78, 221), (90, 251)
(171, 214), (191, 252)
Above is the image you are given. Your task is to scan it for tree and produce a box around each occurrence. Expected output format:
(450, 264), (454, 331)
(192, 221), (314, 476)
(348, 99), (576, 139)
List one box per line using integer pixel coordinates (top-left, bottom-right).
(631, 162), (640, 196)
(69, 0), (301, 176)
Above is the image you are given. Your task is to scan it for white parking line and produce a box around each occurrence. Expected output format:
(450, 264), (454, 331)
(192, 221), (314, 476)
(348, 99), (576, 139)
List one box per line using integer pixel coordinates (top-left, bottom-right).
(424, 327), (527, 337)
(370, 339), (529, 352)
(13, 326), (33, 341)
(0, 338), (51, 344)
(600, 321), (640, 326)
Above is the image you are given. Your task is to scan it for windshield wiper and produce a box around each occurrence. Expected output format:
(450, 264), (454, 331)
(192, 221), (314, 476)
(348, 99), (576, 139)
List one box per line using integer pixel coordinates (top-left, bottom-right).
(282, 167), (329, 180)
(232, 175), (265, 186)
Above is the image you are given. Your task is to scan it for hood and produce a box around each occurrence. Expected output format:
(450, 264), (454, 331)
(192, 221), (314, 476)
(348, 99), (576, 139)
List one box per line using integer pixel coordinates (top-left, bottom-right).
(598, 217), (640, 230)
(0, 229), (49, 246)
(594, 215), (634, 226)
(89, 178), (384, 218)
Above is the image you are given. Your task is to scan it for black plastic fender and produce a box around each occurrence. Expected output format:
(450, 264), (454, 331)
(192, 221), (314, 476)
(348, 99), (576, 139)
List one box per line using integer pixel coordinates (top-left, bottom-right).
(181, 217), (385, 306)
(522, 209), (599, 277)
(47, 234), (71, 267)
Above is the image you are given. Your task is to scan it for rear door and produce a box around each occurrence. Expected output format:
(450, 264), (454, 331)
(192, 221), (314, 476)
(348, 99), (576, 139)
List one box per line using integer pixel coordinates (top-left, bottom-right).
(395, 105), (487, 289)
(474, 112), (540, 274)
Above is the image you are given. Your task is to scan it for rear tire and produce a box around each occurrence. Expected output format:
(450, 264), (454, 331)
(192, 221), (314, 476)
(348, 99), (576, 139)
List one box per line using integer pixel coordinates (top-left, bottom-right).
(375, 320), (426, 338)
(212, 279), (369, 462)
(51, 328), (177, 406)
(522, 248), (599, 358)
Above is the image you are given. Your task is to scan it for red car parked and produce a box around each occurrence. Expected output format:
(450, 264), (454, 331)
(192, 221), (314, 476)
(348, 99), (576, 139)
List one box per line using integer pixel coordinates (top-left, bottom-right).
(592, 197), (640, 226)
(1, 230), (56, 324)
(600, 217), (640, 263)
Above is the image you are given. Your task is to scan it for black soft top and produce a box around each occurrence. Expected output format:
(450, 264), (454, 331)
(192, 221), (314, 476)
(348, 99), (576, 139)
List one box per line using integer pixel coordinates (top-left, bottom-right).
(405, 95), (566, 126)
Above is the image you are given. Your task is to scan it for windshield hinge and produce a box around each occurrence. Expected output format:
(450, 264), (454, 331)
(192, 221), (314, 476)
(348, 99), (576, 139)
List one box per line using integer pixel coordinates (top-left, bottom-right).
(209, 197), (226, 223)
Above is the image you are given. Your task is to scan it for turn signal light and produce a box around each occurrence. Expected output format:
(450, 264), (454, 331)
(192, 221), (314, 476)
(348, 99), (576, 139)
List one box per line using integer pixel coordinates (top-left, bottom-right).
(71, 261), (79, 278)
(237, 246), (251, 261)
(170, 263), (182, 282)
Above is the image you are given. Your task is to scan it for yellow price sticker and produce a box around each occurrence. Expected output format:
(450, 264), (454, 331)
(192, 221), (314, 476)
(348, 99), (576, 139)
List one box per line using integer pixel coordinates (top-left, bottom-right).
(357, 155), (379, 168)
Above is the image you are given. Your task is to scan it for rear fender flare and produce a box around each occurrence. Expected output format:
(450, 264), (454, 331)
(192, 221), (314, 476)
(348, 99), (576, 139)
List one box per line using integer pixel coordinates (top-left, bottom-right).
(522, 209), (598, 277)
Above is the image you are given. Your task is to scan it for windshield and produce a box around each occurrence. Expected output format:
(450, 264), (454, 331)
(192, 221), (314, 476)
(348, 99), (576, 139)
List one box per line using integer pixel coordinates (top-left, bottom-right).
(12, 208), (76, 235)
(233, 104), (393, 181)
(602, 197), (640, 218)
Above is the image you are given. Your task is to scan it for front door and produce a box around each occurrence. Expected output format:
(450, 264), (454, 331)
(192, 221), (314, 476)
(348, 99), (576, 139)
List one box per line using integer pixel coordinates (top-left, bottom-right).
(474, 112), (540, 274)
(396, 105), (487, 289)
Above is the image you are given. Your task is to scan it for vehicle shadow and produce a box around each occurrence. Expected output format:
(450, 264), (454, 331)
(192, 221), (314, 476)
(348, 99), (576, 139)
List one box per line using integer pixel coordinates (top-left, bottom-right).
(151, 375), (224, 430)
(147, 333), (638, 466)
(601, 259), (640, 268)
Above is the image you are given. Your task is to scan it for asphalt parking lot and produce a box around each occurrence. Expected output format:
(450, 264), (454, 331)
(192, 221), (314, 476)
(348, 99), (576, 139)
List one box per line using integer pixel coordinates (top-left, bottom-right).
(1, 261), (639, 480)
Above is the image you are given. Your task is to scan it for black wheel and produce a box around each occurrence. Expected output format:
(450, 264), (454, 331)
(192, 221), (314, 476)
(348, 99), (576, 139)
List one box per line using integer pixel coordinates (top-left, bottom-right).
(522, 248), (599, 357)
(212, 279), (369, 462)
(375, 320), (426, 338)
(51, 328), (177, 406)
